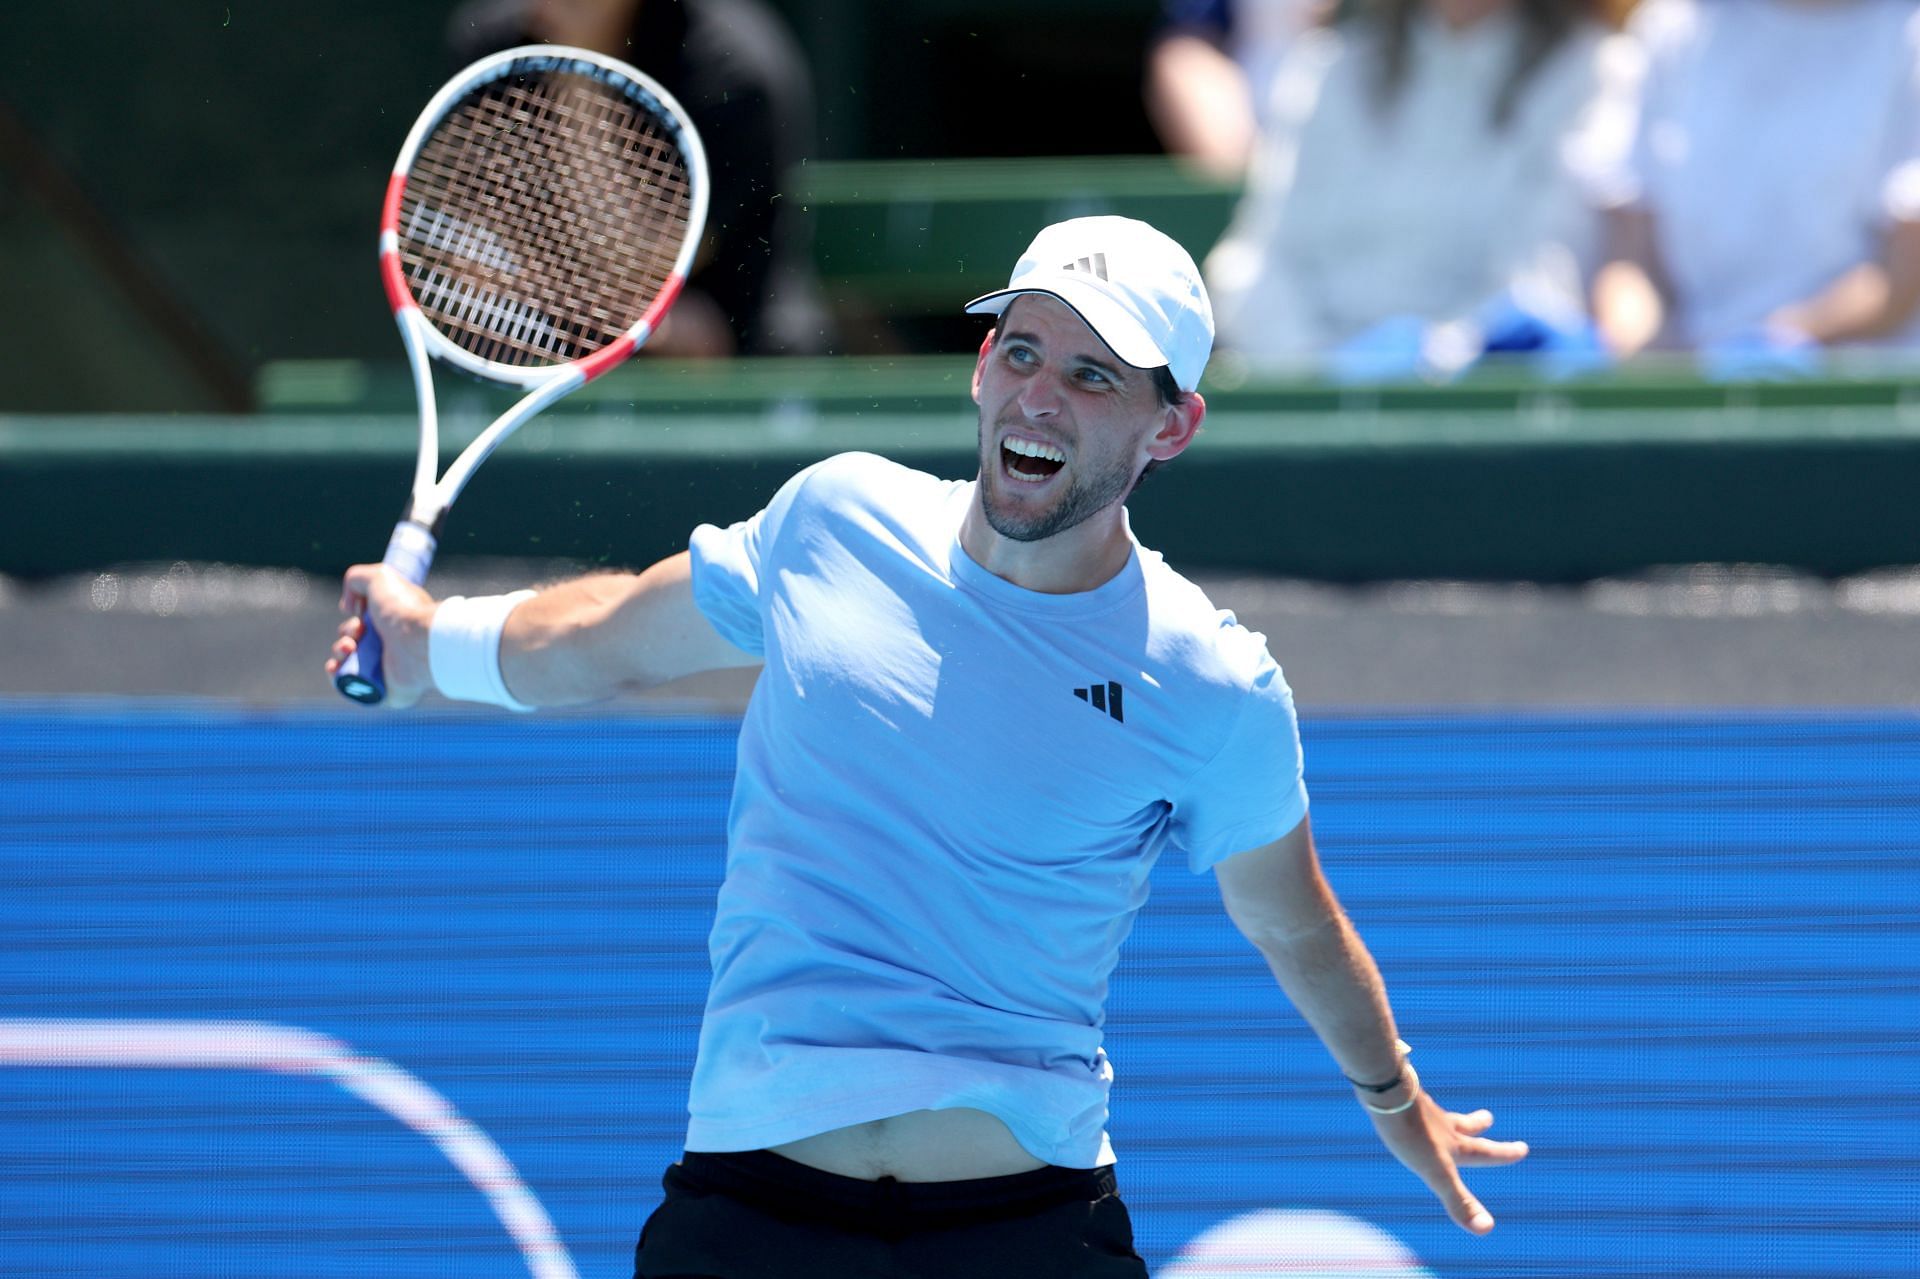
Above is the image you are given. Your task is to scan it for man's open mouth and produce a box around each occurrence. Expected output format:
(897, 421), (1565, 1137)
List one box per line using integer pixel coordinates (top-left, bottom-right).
(1002, 436), (1066, 482)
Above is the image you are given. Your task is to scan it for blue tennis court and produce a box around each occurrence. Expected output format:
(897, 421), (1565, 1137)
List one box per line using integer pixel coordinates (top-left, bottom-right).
(2, 703), (1915, 1277)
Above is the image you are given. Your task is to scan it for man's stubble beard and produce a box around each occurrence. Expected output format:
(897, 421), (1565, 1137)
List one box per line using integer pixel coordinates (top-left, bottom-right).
(976, 415), (1139, 544)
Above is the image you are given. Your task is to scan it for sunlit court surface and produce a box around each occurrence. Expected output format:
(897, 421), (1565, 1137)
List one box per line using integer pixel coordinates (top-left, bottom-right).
(3, 564), (1918, 1276)
(6, 0), (1920, 1273)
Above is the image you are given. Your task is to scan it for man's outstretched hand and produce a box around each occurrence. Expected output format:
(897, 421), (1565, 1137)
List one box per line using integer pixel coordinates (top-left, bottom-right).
(1367, 1090), (1529, 1235)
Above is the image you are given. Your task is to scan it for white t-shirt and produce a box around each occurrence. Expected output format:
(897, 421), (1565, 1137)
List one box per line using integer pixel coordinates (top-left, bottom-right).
(682, 452), (1309, 1168)
(1207, 12), (1610, 360)
(1233, 0), (1321, 135)
(1595, 0), (1920, 347)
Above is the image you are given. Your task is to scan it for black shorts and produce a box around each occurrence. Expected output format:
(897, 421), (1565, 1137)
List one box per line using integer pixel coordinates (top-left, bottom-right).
(632, 1150), (1150, 1279)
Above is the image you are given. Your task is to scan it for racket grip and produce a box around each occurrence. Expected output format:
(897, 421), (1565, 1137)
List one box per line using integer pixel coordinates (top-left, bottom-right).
(334, 520), (439, 706)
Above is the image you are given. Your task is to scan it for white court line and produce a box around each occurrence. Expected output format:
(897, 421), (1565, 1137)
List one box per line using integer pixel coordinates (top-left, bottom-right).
(0, 1019), (579, 1279)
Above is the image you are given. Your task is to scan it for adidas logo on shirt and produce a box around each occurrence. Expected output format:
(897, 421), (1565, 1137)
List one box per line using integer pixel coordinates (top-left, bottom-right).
(1073, 680), (1125, 723)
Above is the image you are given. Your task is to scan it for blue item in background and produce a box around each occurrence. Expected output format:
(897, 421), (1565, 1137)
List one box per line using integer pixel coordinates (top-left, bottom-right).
(1477, 295), (1613, 381)
(1324, 298), (1612, 386)
(2, 705), (1916, 1277)
(1325, 315), (1432, 383)
(1699, 327), (1823, 382)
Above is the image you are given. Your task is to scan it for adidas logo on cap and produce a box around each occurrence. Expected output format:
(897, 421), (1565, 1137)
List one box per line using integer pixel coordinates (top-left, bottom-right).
(1061, 253), (1109, 281)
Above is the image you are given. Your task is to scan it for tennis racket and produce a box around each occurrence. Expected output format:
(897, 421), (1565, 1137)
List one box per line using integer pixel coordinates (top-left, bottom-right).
(334, 45), (709, 705)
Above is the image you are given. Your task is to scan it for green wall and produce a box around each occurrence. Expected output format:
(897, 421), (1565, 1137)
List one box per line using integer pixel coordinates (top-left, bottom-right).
(8, 370), (1918, 581)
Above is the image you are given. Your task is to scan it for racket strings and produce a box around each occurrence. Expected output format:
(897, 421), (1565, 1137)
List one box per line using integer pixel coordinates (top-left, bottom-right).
(400, 70), (694, 367)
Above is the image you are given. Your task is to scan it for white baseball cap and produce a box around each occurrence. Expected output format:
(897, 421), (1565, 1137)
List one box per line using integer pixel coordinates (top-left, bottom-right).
(965, 215), (1215, 392)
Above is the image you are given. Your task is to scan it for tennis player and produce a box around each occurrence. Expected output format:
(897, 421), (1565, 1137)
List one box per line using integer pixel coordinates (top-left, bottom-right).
(329, 215), (1528, 1277)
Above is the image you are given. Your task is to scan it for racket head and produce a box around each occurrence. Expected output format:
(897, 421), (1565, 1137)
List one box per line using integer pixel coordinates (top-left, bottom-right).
(379, 46), (710, 386)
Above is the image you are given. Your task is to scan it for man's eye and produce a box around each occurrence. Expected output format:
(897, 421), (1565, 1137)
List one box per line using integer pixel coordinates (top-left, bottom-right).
(1077, 369), (1110, 387)
(1006, 345), (1035, 364)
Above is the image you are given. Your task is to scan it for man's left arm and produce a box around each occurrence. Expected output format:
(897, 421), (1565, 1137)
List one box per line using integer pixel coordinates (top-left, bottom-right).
(1213, 816), (1530, 1235)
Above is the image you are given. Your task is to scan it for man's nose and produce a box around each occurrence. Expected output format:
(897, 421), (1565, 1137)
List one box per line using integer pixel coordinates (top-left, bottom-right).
(1017, 376), (1063, 419)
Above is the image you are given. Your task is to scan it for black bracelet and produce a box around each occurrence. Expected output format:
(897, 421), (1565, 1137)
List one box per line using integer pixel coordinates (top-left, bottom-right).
(1343, 1039), (1413, 1092)
(1344, 1063), (1406, 1093)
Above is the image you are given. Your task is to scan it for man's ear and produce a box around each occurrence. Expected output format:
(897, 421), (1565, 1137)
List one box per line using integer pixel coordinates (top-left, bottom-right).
(1145, 391), (1206, 462)
(971, 329), (996, 404)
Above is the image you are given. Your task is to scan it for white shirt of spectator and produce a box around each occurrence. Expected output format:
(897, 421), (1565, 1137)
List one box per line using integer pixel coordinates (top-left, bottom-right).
(1206, 10), (1610, 363)
(1230, 0), (1324, 136)
(1596, 0), (1920, 348)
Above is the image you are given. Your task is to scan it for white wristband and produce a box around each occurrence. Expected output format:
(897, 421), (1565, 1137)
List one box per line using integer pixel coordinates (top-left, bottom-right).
(430, 591), (538, 711)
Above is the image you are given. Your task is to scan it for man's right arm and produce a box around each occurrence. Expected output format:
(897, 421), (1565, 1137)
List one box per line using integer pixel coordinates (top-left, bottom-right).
(498, 551), (760, 705)
(329, 550), (759, 710)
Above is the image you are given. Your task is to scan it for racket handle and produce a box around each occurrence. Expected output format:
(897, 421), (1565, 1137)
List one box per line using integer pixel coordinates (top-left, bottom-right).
(334, 520), (439, 706)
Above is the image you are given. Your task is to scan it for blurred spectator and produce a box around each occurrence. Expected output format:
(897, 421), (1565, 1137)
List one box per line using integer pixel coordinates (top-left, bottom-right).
(1588, 0), (1920, 377)
(1146, 0), (1326, 180)
(450, 0), (834, 357)
(1202, 0), (1619, 380)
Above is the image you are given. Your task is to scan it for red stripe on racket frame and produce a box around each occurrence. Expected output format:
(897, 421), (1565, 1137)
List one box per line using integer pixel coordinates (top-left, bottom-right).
(378, 173), (413, 315)
(573, 273), (688, 382)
